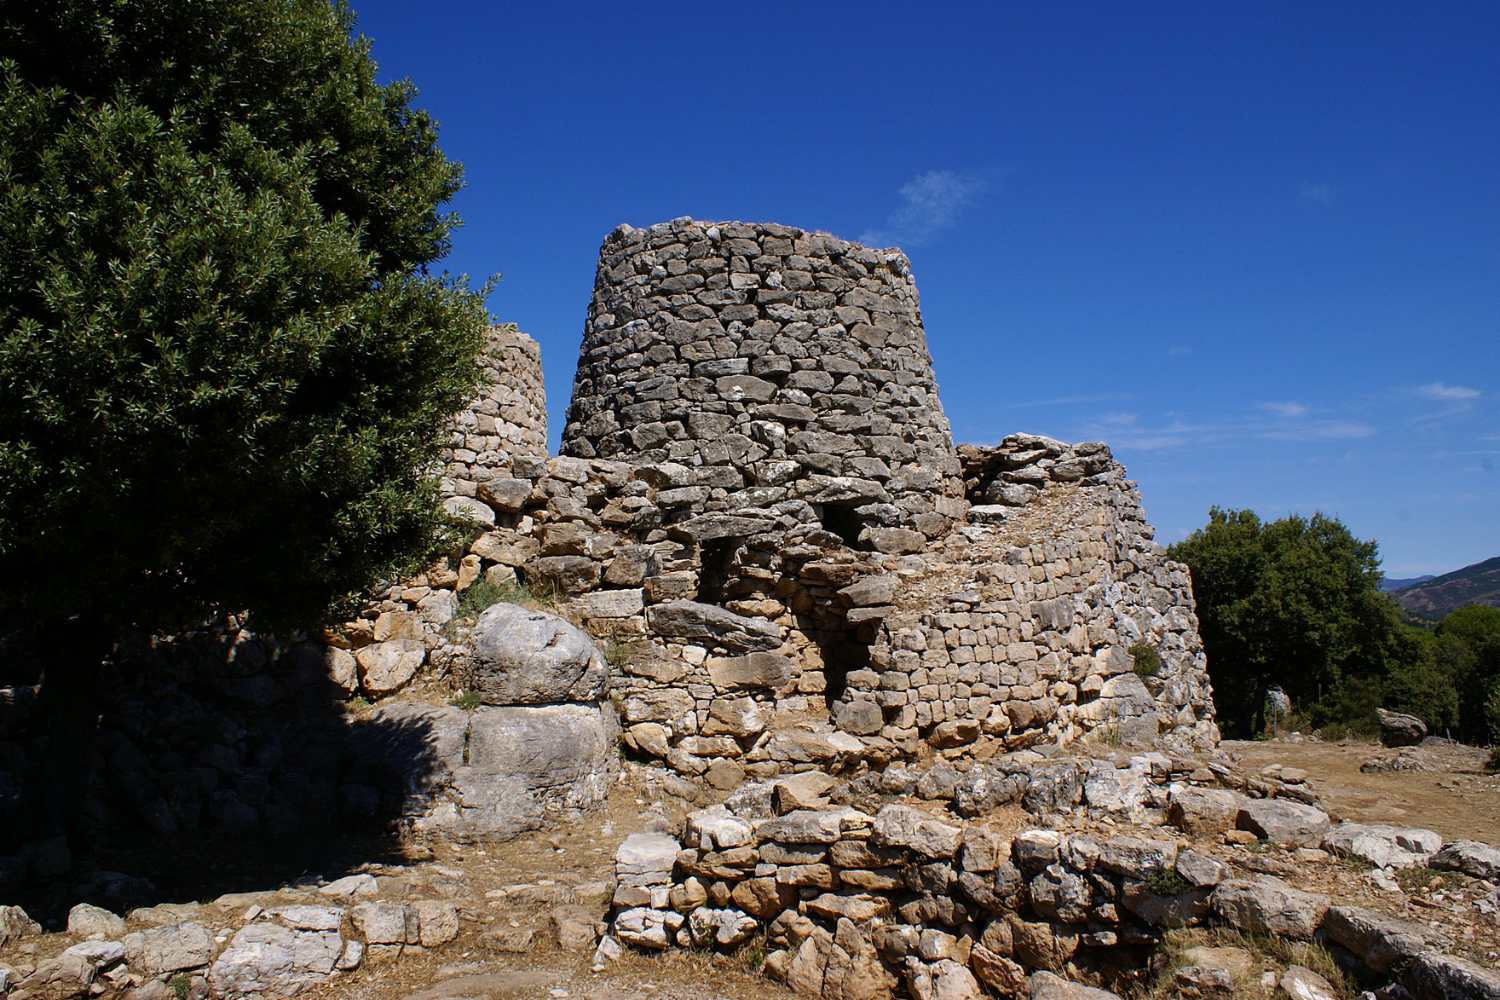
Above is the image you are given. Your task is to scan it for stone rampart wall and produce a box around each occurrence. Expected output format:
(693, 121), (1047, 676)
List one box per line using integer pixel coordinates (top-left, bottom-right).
(830, 435), (1217, 755)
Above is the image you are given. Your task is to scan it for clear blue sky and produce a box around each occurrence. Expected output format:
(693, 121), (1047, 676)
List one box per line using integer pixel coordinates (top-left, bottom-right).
(350, 1), (1498, 578)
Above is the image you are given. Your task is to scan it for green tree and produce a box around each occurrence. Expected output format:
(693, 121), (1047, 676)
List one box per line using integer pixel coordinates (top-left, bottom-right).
(1168, 508), (1409, 737)
(0, 1), (489, 834)
(1434, 605), (1500, 743)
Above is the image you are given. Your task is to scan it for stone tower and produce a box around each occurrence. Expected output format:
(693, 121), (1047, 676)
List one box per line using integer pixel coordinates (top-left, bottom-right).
(561, 218), (967, 548)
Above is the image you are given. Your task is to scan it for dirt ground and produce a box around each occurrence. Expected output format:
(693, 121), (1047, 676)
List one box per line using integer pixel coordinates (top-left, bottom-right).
(8, 738), (1499, 999)
(293, 771), (797, 1000)
(1225, 737), (1500, 842)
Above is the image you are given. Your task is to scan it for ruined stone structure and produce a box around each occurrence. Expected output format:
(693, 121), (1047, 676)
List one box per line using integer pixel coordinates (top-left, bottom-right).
(339, 219), (1216, 781)
(561, 219), (967, 542)
(439, 323), (547, 500)
(6, 220), (1500, 1000)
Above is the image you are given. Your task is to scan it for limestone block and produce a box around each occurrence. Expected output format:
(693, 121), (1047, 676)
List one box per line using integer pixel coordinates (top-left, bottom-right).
(467, 603), (608, 705)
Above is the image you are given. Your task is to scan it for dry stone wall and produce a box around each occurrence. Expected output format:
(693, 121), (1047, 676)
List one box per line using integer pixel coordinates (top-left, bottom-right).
(830, 435), (1217, 754)
(561, 218), (967, 544)
(606, 758), (1499, 1000)
(440, 323), (547, 500)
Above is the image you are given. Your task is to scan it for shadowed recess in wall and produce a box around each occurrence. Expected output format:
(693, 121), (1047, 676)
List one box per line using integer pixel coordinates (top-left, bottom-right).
(0, 627), (442, 928)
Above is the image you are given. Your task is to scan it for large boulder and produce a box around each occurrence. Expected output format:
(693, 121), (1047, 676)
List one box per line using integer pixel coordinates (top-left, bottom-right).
(1429, 840), (1500, 880)
(1321, 823), (1442, 869)
(1376, 707), (1427, 747)
(1401, 952), (1500, 1000)
(468, 604), (608, 705)
(1321, 905), (1431, 973)
(1236, 798), (1331, 847)
(208, 922), (342, 996)
(1211, 877), (1328, 940)
(358, 700), (617, 842)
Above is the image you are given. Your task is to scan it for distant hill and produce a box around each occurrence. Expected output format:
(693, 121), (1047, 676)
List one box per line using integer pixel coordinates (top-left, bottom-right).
(1392, 556), (1500, 618)
(1380, 574), (1434, 593)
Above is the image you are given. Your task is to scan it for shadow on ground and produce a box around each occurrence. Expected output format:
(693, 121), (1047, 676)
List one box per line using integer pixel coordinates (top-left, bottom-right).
(0, 625), (444, 927)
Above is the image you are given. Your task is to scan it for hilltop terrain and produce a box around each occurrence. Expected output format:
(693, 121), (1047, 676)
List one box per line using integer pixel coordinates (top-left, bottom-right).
(1392, 556), (1500, 618)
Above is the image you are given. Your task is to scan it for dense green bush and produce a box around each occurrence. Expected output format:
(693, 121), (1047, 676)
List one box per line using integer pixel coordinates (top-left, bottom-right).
(1169, 508), (1498, 741)
(1168, 508), (1407, 737)
(0, 0), (490, 836)
(0, 1), (490, 646)
(1129, 643), (1163, 678)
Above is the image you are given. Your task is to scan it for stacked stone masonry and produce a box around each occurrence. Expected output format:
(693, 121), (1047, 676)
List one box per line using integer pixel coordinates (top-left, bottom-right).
(607, 756), (1500, 1000)
(330, 219), (1217, 778)
(561, 218), (968, 542)
(440, 323), (547, 501)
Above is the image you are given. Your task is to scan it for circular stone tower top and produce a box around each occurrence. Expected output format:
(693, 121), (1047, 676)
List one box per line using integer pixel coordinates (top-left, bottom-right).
(561, 218), (965, 543)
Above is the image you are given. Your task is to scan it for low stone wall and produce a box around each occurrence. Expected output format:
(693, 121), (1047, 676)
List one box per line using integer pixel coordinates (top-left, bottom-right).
(606, 759), (1500, 1000)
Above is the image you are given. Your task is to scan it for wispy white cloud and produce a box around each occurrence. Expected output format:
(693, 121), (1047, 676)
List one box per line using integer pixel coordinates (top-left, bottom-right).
(1417, 382), (1483, 401)
(859, 169), (986, 248)
(1006, 393), (1133, 409)
(1070, 413), (1375, 452)
(1299, 181), (1335, 205)
(1264, 421), (1375, 441)
(1259, 401), (1309, 418)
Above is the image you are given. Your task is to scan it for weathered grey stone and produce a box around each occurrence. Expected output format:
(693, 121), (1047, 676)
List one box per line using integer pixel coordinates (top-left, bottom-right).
(1322, 823), (1442, 869)
(572, 588), (645, 619)
(413, 900), (460, 947)
(1236, 798), (1331, 847)
(646, 601), (783, 651)
(1321, 905), (1431, 973)
(839, 576), (898, 607)
(444, 495), (496, 527)
(1210, 877), (1329, 939)
(1279, 965), (1338, 1000)
(1027, 971), (1122, 999)
(209, 923), (342, 996)
(756, 808), (870, 846)
(66, 903), (125, 939)
(1377, 707), (1427, 747)
(1167, 785), (1241, 834)
(707, 651), (793, 691)
(122, 921), (215, 974)
(318, 874), (379, 899)
(614, 907), (677, 950)
(355, 639), (425, 694)
(702, 696), (767, 738)
(616, 832), (681, 880)
(1430, 839), (1500, 880)
(872, 805), (961, 859)
(1401, 951), (1500, 1000)
(350, 902), (417, 945)
(468, 603), (608, 704)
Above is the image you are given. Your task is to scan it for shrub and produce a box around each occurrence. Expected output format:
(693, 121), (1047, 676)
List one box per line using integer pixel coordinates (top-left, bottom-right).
(450, 691), (481, 711)
(1145, 868), (1192, 896)
(1129, 643), (1163, 678)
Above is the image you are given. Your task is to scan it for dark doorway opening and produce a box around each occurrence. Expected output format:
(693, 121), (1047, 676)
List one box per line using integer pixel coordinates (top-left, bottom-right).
(696, 538), (736, 604)
(817, 632), (872, 708)
(819, 504), (865, 549)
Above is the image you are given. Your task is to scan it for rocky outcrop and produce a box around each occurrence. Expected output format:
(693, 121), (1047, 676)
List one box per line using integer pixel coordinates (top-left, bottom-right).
(1377, 707), (1427, 747)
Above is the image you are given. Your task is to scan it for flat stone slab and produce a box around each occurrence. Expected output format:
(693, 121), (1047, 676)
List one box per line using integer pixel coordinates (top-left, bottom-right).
(1322, 822), (1442, 869)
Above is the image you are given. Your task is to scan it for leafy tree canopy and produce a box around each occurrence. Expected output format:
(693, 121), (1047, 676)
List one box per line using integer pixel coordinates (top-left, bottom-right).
(1172, 507), (1499, 743)
(1168, 508), (1406, 736)
(0, 0), (490, 644)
